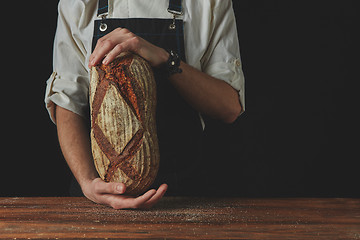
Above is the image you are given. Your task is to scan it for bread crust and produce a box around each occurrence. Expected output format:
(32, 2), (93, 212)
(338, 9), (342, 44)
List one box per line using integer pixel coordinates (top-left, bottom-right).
(90, 53), (159, 196)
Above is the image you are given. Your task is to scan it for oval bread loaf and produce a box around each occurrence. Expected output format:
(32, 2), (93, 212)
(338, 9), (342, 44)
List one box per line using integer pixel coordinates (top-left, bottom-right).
(89, 52), (160, 196)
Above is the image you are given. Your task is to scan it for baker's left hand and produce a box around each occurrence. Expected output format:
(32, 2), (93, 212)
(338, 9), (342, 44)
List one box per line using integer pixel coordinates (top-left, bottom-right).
(89, 28), (169, 68)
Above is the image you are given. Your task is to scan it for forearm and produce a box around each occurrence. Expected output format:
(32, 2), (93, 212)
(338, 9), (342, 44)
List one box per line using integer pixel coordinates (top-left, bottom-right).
(88, 28), (242, 123)
(169, 61), (242, 123)
(55, 106), (98, 188)
(55, 106), (167, 208)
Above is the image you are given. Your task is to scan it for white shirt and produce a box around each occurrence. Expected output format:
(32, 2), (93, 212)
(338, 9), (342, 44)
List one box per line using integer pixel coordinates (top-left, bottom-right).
(45, 0), (245, 124)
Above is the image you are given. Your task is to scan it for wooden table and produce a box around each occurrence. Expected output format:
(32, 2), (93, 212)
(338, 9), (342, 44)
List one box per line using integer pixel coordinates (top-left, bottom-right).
(0, 197), (359, 239)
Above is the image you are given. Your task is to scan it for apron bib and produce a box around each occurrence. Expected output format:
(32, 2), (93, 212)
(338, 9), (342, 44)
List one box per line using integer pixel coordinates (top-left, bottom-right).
(91, 0), (204, 196)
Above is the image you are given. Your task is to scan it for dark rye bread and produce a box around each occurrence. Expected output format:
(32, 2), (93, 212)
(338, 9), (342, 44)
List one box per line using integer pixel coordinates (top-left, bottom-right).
(90, 53), (160, 196)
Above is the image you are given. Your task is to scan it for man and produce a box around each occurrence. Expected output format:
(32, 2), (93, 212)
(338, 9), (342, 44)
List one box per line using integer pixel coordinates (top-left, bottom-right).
(45, 0), (245, 209)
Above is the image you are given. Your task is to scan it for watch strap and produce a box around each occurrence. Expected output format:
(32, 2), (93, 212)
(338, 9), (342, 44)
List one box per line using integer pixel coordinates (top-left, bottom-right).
(166, 50), (183, 76)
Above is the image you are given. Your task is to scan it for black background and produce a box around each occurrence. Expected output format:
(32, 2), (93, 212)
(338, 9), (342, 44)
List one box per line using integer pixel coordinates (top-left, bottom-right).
(1, 0), (358, 197)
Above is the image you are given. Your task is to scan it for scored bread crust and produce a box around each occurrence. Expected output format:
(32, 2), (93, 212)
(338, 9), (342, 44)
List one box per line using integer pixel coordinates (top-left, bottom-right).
(90, 53), (160, 196)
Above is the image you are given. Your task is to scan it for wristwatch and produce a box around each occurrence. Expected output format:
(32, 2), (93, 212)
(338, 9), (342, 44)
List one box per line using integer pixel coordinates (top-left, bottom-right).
(166, 50), (182, 76)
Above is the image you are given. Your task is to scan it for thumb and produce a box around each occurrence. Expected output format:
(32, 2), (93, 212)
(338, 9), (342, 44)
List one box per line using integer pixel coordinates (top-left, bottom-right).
(94, 178), (126, 195)
(112, 182), (126, 194)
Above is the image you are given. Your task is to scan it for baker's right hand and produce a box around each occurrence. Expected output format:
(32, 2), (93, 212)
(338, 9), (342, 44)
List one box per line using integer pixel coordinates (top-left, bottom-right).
(81, 178), (168, 209)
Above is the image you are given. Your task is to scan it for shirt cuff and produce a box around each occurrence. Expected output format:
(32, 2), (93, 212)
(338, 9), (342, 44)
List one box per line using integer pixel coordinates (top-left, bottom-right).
(44, 72), (89, 124)
(204, 58), (246, 114)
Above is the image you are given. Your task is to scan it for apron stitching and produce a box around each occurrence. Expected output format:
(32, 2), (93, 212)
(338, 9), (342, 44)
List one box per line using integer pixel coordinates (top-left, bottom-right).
(98, 5), (108, 11)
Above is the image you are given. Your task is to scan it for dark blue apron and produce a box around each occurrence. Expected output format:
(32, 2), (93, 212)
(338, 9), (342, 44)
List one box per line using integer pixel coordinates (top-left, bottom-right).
(91, 0), (204, 196)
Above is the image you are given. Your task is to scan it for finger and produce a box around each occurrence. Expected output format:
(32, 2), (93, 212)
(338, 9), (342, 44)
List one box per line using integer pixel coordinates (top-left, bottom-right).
(128, 189), (157, 209)
(100, 194), (129, 209)
(102, 43), (124, 65)
(89, 42), (106, 67)
(105, 189), (156, 210)
(142, 184), (168, 209)
(90, 28), (132, 67)
(89, 30), (115, 66)
(102, 37), (140, 65)
(93, 179), (126, 195)
(89, 38), (116, 67)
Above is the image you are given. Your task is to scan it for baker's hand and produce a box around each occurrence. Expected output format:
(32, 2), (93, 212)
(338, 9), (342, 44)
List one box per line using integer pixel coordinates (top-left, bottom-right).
(89, 28), (169, 68)
(82, 178), (168, 209)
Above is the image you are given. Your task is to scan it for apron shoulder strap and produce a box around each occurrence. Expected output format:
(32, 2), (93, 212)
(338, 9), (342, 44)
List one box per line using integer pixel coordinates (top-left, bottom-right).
(168, 0), (183, 15)
(98, 0), (109, 18)
(98, 0), (183, 18)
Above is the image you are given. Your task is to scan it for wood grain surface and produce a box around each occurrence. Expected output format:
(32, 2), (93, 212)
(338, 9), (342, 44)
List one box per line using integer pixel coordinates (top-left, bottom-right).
(0, 197), (359, 239)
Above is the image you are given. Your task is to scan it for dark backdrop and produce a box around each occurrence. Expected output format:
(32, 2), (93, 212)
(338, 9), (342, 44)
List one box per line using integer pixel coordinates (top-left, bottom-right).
(1, 0), (358, 197)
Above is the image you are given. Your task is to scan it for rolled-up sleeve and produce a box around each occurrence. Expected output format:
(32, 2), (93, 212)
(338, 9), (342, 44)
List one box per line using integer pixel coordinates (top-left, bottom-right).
(44, 1), (89, 124)
(200, 0), (245, 113)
